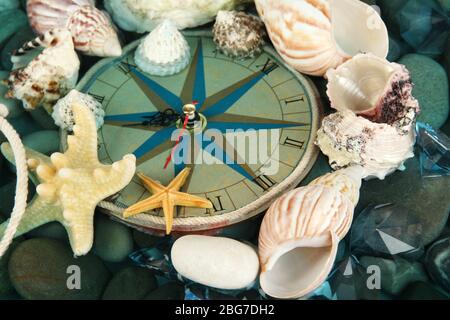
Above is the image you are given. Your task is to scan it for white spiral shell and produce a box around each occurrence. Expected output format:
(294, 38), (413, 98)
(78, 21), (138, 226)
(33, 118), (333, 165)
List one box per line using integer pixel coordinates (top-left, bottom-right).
(134, 20), (190, 76)
(254, 0), (389, 76)
(52, 89), (105, 130)
(27, 0), (122, 57)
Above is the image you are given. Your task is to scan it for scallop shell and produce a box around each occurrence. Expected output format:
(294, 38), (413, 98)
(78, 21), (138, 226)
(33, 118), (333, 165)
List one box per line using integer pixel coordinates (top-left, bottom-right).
(104, 0), (253, 33)
(259, 181), (355, 299)
(52, 89), (105, 130)
(326, 53), (420, 134)
(254, 0), (389, 76)
(27, 0), (122, 57)
(5, 29), (80, 113)
(212, 10), (265, 60)
(316, 110), (416, 180)
(134, 20), (190, 76)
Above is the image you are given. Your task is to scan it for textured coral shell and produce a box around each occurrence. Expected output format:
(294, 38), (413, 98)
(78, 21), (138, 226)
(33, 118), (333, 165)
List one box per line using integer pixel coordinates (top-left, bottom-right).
(104, 0), (253, 33)
(255, 0), (388, 76)
(212, 10), (265, 59)
(27, 0), (122, 57)
(259, 184), (354, 299)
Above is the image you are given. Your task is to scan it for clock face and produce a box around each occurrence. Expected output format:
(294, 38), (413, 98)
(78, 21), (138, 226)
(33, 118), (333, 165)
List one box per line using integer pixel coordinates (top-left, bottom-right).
(76, 31), (320, 233)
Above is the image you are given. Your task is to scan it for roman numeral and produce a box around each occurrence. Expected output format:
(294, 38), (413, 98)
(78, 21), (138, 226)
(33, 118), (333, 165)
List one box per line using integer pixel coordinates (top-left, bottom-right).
(257, 58), (279, 75)
(252, 175), (276, 191)
(207, 196), (225, 212)
(89, 93), (105, 104)
(283, 137), (305, 149)
(117, 59), (137, 75)
(284, 95), (305, 105)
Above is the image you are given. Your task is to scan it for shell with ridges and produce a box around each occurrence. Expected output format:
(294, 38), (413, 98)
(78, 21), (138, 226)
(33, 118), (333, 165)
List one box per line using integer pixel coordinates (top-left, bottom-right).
(254, 0), (389, 76)
(5, 28), (80, 113)
(134, 20), (190, 76)
(259, 180), (355, 299)
(27, 0), (122, 57)
(212, 10), (265, 60)
(104, 0), (253, 33)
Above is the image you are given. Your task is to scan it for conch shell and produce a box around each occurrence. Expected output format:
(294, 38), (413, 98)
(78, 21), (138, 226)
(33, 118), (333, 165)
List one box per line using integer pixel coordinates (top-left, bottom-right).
(104, 0), (253, 33)
(5, 29), (80, 113)
(254, 0), (389, 76)
(27, 0), (122, 57)
(258, 168), (362, 299)
(316, 54), (420, 180)
(134, 20), (190, 76)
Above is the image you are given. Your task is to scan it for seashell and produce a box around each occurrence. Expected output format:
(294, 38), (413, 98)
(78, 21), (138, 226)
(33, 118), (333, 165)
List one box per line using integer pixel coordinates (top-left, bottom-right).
(5, 29), (80, 113)
(326, 53), (420, 133)
(52, 89), (105, 130)
(316, 110), (416, 180)
(104, 0), (253, 33)
(171, 235), (259, 290)
(254, 0), (389, 76)
(27, 0), (122, 57)
(134, 20), (190, 77)
(212, 10), (265, 60)
(258, 181), (355, 299)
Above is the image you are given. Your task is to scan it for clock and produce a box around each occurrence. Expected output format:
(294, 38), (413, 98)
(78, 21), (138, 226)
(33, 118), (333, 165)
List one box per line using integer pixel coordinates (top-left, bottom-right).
(71, 30), (322, 235)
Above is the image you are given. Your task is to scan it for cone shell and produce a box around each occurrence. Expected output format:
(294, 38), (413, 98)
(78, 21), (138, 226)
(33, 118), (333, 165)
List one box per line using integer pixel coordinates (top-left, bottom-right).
(27, 0), (122, 57)
(213, 10), (265, 60)
(259, 183), (354, 299)
(254, 0), (388, 76)
(5, 29), (80, 112)
(134, 20), (190, 76)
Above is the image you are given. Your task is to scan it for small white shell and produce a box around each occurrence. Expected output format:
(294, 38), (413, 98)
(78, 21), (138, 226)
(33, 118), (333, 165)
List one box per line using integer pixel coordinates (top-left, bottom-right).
(6, 29), (80, 113)
(213, 10), (265, 59)
(134, 20), (190, 76)
(52, 89), (105, 130)
(259, 183), (354, 299)
(27, 0), (122, 57)
(104, 0), (253, 33)
(255, 0), (389, 76)
(171, 235), (259, 290)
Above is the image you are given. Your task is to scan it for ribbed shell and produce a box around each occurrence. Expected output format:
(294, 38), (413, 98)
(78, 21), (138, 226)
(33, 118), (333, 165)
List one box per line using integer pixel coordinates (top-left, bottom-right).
(212, 10), (265, 59)
(255, 0), (388, 76)
(258, 184), (354, 269)
(27, 0), (122, 57)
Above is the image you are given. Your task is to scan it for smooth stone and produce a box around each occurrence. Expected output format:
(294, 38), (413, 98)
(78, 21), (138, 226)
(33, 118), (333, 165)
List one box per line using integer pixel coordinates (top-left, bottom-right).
(9, 238), (110, 299)
(0, 213), (19, 296)
(357, 155), (450, 247)
(0, 70), (23, 119)
(0, 25), (34, 70)
(399, 281), (449, 300)
(0, 0), (19, 11)
(8, 114), (44, 138)
(102, 266), (157, 300)
(387, 35), (403, 62)
(23, 130), (60, 156)
(445, 37), (450, 80)
(144, 282), (185, 300)
(425, 237), (450, 291)
(438, 0), (450, 12)
(29, 108), (58, 130)
(171, 235), (259, 290)
(0, 10), (27, 47)
(132, 229), (161, 248)
(93, 214), (134, 263)
(359, 256), (428, 295)
(377, 0), (409, 36)
(0, 180), (16, 216)
(396, 0), (432, 49)
(399, 54), (449, 128)
(27, 222), (68, 241)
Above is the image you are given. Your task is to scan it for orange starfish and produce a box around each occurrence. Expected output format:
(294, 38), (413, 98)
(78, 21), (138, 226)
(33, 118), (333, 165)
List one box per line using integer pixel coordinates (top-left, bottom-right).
(123, 168), (213, 234)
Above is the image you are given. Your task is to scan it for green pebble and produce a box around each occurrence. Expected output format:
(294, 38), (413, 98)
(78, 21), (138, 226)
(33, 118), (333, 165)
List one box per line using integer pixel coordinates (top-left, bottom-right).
(399, 281), (449, 300)
(438, 0), (450, 12)
(132, 229), (161, 248)
(8, 113), (44, 138)
(144, 283), (185, 300)
(94, 214), (134, 263)
(359, 256), (428, 296)
(27, 222), (68, 241)
(0, 10), (27, 47)
(0, 0), (19, 11)
(8, 238), (111, 300)
(0, 70), (23, 119)
(0, 180), (16, 217)
(23, 130), (60, 155)
(1, 25), (34, 70)
(102, 266), (157, 300)
(399, 54), (449, 128)
(0, 214), (20, 296)
(29, 108), (58, 130)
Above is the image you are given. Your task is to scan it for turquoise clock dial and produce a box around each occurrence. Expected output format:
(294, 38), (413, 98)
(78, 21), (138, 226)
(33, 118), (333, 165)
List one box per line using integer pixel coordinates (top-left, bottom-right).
(75, 31), (321, 234)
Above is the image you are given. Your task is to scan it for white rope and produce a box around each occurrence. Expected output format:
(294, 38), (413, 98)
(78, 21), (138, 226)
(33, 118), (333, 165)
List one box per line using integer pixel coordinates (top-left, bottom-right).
(0, 104), (28, 258)
(98, 200), (124, 214)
